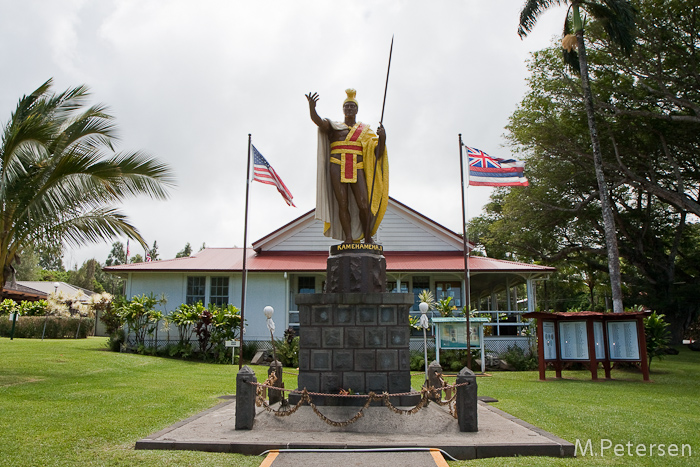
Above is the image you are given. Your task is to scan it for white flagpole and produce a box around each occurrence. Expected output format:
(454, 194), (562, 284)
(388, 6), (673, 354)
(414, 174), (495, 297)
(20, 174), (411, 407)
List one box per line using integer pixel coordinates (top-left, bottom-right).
(458, 134), (472, 370)
(239, 134), (252, 369)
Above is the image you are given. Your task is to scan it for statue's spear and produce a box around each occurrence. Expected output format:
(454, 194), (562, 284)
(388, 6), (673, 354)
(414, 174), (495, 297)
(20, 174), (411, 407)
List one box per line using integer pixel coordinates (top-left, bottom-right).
(368, 35), (393, 235)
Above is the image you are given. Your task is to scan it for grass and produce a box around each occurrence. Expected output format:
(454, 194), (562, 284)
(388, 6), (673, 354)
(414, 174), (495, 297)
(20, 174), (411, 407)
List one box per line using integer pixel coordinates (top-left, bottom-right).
(1, 337), (697, 466)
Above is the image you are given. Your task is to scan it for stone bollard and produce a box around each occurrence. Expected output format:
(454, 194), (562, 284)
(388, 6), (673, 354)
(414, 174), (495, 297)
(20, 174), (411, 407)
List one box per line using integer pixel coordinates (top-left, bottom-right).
(235, 365), (257, 430)
(456, 366), (478, 432)
(268, 360), (284, 405)
(427, 360), (443, 400)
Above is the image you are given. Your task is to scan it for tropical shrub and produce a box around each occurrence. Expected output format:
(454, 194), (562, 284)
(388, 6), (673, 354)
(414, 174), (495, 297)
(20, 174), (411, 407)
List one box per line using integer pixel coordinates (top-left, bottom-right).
(0, 299), (17, 316)
(171, 303), (201, 345)
(500, 345), (538, 371)
(19, 300), (48, 316)
(409, 349), (436, 371)
(115, 294), (166, 349)
(644, 311), (672, 370)
(274, 328), (299, 367)
(435, 296), (456, 317)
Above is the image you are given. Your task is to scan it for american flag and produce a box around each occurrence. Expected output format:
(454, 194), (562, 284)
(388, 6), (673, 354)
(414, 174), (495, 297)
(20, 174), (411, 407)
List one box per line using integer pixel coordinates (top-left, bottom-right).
(252, 145), (295, 207)
(464, 145), (528, 187)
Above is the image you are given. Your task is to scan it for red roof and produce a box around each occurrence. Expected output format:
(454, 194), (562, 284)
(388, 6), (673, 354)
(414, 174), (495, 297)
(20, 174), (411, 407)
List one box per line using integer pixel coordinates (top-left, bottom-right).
(104, 248), (554, 274)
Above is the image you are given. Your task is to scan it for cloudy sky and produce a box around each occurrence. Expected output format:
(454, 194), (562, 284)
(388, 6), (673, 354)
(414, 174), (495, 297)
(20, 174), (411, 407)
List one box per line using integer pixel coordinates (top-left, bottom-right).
(1, 0), (565, 267)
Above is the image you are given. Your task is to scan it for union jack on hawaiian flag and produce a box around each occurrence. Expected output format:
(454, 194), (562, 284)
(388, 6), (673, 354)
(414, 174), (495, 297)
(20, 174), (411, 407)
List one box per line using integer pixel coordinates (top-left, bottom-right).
(464, 145), (529, 187)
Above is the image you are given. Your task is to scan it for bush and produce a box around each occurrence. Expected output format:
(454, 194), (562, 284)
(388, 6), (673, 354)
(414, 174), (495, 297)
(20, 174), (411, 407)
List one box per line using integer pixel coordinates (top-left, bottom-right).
(644, 311), (672, 370)
(0, 299), (17, 316)
(438, 349), (479, 372)
(19, 300), (48, 316)
(500, 345), (538, 371)
(106, 329), (125, 352)
(0, 316), (95, 338)
(409, 349), (436, 371)
(274, 328), (299, 367)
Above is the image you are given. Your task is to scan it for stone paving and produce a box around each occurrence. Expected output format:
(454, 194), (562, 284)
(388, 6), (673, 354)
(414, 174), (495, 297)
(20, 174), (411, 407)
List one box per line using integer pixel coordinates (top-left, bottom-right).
(136, 397), (575, 461)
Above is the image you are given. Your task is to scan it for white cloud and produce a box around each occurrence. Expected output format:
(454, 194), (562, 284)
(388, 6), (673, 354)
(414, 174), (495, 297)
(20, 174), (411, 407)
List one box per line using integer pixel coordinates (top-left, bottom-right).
(0, 0), (566, 267)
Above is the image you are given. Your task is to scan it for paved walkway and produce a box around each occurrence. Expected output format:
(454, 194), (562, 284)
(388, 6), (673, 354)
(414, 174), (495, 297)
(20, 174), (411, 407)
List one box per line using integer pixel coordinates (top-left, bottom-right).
(260, 449), (449, 467)
(136, 396), (574, 461)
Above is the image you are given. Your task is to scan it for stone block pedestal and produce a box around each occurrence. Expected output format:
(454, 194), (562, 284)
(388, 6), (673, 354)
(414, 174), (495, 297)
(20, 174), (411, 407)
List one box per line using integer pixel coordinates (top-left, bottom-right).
(291, 292), (420, 406)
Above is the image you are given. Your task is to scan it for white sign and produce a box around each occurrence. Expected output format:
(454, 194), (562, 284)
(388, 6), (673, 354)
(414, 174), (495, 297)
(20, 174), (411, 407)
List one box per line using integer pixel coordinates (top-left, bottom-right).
(607, 321), (640, 360)
(225, 340), (240, 348)
(559, 321), (589, 360)
(543, 321), (557, 360)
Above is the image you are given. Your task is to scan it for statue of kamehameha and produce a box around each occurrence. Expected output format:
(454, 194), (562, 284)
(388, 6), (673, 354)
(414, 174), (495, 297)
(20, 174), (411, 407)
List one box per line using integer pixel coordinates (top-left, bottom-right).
(306, 89), (389, 244)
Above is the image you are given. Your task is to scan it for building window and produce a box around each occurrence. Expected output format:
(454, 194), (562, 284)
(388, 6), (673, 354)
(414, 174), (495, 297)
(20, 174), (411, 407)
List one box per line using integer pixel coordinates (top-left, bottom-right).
(412, 276), (430, 311)
(298, 276), (315, 294)
(436, 281), (462, 308)
(386, 281), (409, 293)
(210, 277), (229, 306)
(186, 277), (206, 304)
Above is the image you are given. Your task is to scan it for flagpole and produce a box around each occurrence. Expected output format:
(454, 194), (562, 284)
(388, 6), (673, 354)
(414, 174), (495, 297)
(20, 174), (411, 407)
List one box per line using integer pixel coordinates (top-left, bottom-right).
(458, 134), (472, 370)
(239, 134), (253, 369)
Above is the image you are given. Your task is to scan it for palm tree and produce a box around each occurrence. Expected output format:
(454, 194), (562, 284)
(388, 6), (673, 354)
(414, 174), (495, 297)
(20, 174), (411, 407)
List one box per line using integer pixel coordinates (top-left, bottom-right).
(518, 1), (636, 313)
(0, 79), (175, 294)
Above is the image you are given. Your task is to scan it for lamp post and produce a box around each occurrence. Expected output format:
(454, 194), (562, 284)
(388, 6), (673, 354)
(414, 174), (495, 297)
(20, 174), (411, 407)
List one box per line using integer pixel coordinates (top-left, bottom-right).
(419, 302), (430, 383)
(263, 306), (278, 364)
(264, 305), (285, 404)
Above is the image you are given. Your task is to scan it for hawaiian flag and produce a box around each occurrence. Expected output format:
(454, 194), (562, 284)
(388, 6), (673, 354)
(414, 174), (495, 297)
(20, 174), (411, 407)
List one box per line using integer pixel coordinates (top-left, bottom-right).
(464, 146), (529, 187)
(252, 145), (296, 207)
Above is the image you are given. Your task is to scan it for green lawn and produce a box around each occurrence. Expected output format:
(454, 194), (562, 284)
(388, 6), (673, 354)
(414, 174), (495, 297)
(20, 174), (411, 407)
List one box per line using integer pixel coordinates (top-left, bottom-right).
(1, 337), (697, 466)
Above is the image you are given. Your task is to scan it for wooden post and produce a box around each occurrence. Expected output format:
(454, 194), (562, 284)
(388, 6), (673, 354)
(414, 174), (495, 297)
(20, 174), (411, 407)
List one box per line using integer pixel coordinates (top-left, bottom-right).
(536, 318), (546, 381)
(586, 318), (598, 381)
(602, 319), (612, 379)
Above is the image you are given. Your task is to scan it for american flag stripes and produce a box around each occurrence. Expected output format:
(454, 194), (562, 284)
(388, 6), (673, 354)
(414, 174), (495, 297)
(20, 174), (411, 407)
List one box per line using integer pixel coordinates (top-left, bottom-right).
(464, 145), (529, 187)
(252, 145), (295, 207)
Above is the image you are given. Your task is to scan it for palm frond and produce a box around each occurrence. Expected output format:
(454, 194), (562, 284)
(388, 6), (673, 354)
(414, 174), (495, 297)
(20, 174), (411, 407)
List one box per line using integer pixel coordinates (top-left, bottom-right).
(40, 207), (145, 248)
(0, 79), (174, 274)
(519, 0), (568, 38)
(582, 0), (637, 54)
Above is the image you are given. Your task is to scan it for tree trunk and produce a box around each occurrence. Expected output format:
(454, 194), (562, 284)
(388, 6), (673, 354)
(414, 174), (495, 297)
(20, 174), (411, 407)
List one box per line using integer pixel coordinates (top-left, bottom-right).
(576, 30), (624, 313)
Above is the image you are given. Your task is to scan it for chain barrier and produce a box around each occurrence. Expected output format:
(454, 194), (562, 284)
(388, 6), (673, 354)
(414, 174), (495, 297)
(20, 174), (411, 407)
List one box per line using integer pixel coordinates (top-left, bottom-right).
(250, 379), (470, 425)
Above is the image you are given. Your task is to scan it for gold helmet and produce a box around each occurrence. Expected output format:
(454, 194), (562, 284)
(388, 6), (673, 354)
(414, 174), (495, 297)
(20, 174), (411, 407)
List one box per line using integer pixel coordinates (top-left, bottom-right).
(344, 88), (358, 107)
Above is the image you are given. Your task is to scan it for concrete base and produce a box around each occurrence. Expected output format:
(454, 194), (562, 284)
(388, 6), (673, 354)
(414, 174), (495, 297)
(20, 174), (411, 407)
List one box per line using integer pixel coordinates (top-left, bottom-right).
(136, 398), (575, 460)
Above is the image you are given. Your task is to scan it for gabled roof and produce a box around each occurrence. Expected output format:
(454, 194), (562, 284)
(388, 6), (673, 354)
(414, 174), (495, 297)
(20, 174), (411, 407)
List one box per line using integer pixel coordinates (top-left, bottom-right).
(251, 197), (472, 253)
(103, 197), (553, 279)
(1, 281), (96, 302)
(2, 282), (46, 301)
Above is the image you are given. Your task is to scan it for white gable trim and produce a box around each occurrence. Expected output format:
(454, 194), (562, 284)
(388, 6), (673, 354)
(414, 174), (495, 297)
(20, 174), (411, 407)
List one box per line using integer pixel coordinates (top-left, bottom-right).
(252, 198), (470, 253)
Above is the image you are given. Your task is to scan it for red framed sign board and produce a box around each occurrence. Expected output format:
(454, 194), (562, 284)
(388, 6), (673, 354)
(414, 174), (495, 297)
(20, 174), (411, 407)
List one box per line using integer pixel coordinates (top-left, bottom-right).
(523, 311), (650, 381)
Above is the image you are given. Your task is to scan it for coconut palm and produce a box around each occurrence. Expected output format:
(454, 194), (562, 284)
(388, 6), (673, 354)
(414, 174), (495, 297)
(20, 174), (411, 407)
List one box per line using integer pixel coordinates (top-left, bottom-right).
(518, 1), (636, 313)
(0, 79), (175, 294)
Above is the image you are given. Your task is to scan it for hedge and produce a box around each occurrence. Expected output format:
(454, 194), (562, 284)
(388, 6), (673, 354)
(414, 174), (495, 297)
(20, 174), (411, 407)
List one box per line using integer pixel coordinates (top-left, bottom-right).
(0, 317), (95, 339)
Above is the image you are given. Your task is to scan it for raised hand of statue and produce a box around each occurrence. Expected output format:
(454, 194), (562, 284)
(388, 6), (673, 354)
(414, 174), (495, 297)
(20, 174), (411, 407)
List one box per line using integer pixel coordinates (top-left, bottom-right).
(306, 92), (327, 131)
(306, 92), (319, 109)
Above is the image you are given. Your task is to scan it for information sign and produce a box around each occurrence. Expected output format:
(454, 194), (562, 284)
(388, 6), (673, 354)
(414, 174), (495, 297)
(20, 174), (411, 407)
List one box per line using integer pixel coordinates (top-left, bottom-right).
(438, 321), (479, 348)
(607, 321), (640, 360)
(542, 320), (557, 360)
(593, 321), (605, 360)
(558, 321), (589, 360)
